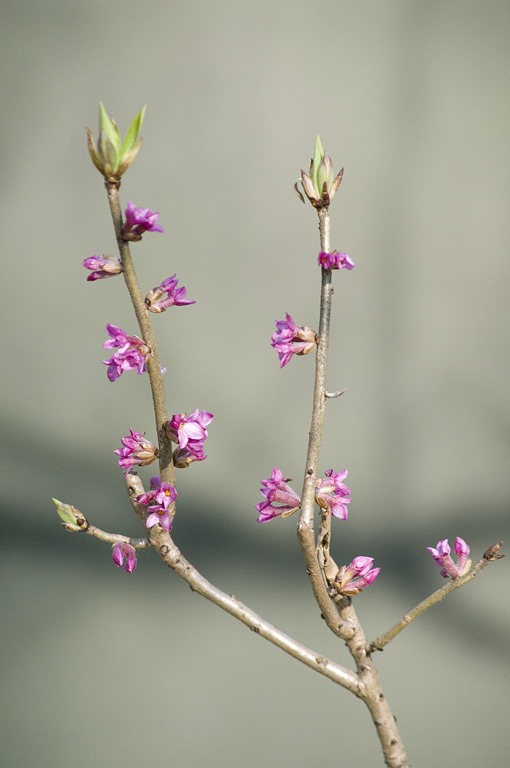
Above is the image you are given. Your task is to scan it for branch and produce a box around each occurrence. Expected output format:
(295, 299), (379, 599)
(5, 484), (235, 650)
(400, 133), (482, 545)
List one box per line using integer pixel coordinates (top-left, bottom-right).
(124, 473), (361, 694)
(333, 599), (410, 768)
(105, 181), (174, 488)
(292, 197), (410, 765)
(297, 207), (353, 638)
(369, 542), (504, 652)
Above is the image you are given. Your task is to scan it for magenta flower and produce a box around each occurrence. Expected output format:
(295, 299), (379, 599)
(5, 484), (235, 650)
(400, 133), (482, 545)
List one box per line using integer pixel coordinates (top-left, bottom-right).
(334, 556), (380, 595)
(427, 537), (472, 578)
(315, 469), (351, 520)
(318, 251), (355, 270)
(165, 410), (213, 458)
(112, 542), (137, 573)
(102, 323), (151, 382)
(121, 201), (164, 239)
(83, 255), (122, 281)
(114, 429), (158, 476)
(136, 475), (177, 531)
(145, 274), (196, 313)
(271, 314), (317, 368)
(256, 467), (301, 523)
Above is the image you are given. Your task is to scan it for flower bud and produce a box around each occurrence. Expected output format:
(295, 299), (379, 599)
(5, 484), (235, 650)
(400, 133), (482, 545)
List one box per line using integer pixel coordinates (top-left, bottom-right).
(83, 254), (122, 281)
(112, 542), (137, 573)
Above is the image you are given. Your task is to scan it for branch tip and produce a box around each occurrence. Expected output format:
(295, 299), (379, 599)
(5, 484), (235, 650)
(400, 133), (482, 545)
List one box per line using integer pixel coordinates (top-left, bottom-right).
(483, 541), (504, 561)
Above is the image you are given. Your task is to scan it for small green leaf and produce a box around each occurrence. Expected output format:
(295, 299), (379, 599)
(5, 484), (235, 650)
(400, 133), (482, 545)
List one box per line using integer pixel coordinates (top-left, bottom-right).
(99, 102), (121, 153)
(311, 135), (325, 190)
(121, 105), (146, 156)
(52, 498), (78, 526)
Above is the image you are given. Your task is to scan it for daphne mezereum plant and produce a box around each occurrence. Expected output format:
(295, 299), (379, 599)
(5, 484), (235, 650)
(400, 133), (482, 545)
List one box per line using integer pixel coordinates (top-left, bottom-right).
(53, 104), (504, 768)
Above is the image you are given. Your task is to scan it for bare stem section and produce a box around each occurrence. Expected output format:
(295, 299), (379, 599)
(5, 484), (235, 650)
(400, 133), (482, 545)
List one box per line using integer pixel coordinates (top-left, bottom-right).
(85, 524), (151, 549)
(330, 598), (409, 768)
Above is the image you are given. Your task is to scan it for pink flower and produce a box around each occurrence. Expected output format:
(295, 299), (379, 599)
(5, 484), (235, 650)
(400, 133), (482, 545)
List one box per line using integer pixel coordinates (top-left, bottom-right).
(318, 251), (355, 270)
(315, 469), (351, 520)
(427, 537), (471, 578)
(145, 274), (196, 313)
(121, 201), (164, 239)
(165, 410), (213, 458)
(256, 468), (301, 523)
(334, 556), (380, 595)
(271, 314), (317, 368)
(102, 323), (151, 382)
(83, 255), (122, 281)
(112, 542), (137, 573)
(114, 429), (158, 476)
(136, 475), (177, 531)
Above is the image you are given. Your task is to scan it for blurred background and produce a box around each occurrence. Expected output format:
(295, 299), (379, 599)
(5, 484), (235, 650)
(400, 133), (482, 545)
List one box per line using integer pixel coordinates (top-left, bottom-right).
(1, 0), (509, 765)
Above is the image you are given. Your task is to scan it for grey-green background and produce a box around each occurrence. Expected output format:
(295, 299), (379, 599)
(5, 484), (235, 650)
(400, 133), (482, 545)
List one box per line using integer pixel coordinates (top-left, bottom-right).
(2, 1), (509, 766)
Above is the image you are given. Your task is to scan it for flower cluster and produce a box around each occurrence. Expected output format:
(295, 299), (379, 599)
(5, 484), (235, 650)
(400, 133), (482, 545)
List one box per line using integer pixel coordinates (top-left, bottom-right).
(83, 254), (122, 281)
(427, 537), (471, 579)
(255, 470), (377, 594)
(102, 323), (151, 382)
(315, 469), (351, 520)
(256, 468), (301, 523)
(114, 429), (158, 476)
(112, 542), (137, 573)
(136, 475), (178, 531)
(271, 314), (317, 368)
(121, 201), (163, 240)
(318, 251), (355, 271)
(333, 557), (380, 595)
(145, 274), (195, 313)
(256, 468), (352, 524)
(165, 409), (213, 467)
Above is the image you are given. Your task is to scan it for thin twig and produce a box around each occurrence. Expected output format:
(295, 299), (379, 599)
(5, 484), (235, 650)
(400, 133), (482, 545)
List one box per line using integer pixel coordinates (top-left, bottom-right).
(369, 542), (504, 652)
(85, 524), (151, 549)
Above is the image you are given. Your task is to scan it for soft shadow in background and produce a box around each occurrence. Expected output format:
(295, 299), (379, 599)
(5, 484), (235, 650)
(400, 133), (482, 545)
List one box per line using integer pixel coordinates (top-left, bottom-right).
(1, 1), (509, 766)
